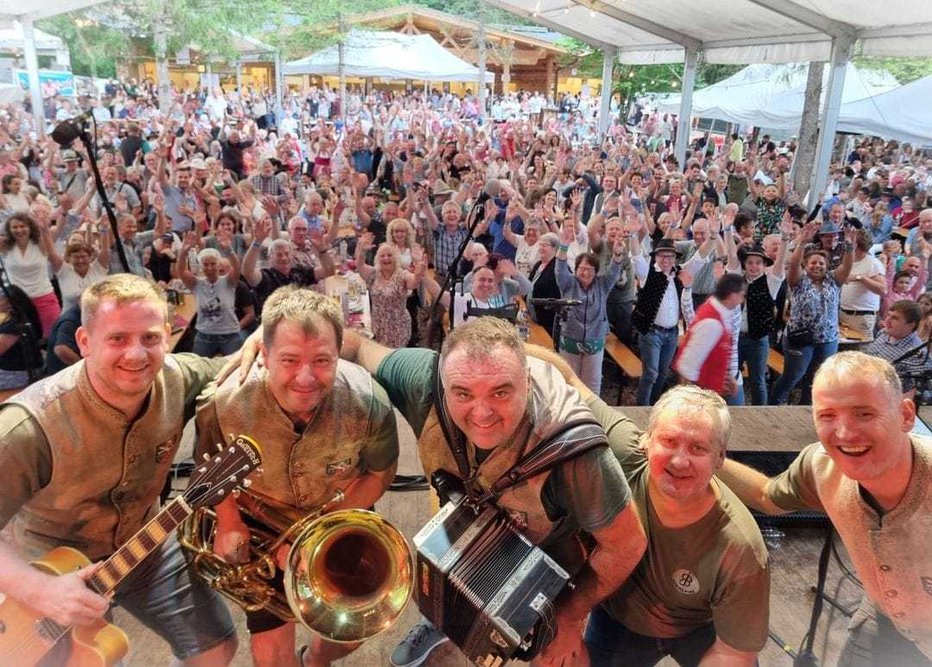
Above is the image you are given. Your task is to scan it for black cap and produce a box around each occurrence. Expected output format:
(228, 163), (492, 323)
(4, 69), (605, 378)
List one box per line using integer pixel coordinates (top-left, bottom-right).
(653, 239), (677, 256)
(739, 243), (773, 267)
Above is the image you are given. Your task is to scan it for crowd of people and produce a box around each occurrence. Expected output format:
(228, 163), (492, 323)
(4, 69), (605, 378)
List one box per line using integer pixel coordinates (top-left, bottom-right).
(0, 75), (929, 667)
(1, 78), (931, 402)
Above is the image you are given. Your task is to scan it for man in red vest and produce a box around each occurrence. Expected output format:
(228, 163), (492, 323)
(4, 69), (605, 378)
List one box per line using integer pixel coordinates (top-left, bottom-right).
(675, 273), (747, 403)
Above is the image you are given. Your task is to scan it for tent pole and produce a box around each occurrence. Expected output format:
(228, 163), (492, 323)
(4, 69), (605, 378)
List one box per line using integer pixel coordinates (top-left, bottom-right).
(477, 0), (487, 121)
(274, 50), (283, 114)
(674, 46), (698, 167)
(22, 19), (46, 138)
(808, 35), (852, 209)
(598, 46), (615, 139)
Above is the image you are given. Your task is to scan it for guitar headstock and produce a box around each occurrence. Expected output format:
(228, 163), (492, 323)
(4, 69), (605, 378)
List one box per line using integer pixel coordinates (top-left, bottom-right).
(184, 435), (262, 509)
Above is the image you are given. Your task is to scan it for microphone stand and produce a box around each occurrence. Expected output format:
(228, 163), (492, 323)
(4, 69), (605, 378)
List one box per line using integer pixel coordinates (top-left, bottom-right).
(55, 117), (130, 273)
(424, 196), (490, 347)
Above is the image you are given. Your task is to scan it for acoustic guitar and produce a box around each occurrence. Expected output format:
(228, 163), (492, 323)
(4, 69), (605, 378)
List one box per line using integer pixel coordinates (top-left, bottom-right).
(0, 435), (262, 667)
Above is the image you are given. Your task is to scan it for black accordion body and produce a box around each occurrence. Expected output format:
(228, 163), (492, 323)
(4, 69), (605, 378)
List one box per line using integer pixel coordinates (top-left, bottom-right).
(413, 498), (571, 666)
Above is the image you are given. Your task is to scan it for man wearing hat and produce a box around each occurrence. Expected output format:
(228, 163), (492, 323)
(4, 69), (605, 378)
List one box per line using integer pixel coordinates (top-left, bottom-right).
(630, 233), (715, 405)
(56, 148), (88, 201)
(724, 216), (788, 405)
(809, 206), (848, 270)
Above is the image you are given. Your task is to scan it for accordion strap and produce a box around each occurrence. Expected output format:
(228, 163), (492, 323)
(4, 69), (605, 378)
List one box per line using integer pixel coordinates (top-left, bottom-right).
(473, 419), (608, 506)
(432, 354), (480, 498)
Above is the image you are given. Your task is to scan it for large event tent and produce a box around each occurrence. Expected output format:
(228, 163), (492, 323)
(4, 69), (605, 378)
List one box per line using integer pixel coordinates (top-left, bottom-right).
(836, 74), (932, 146)
(655, 63), (899, 132)
(484, 0), (932, 204)
(284, 30), (495, 84)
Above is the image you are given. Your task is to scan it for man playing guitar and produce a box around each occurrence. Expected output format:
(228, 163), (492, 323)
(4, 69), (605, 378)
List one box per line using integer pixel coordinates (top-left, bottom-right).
(0, 274), (238, 665)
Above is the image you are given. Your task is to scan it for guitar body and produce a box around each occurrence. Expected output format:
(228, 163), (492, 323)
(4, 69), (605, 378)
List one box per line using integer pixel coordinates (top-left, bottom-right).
(0, 434), (261, 667)
(0, 547), (129, 667)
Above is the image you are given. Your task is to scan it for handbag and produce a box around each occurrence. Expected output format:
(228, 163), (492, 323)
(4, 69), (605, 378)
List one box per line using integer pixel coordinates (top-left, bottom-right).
(786, 327), (814, 348)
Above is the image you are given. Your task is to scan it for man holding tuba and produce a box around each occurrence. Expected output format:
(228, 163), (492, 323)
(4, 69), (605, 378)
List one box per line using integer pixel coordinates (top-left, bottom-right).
(196, 285), (399, 667)
(340, 317), (648, 667)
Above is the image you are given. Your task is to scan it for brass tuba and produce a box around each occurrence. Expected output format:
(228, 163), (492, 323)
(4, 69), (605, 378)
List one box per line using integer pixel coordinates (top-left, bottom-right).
(178, 487), (414, 642)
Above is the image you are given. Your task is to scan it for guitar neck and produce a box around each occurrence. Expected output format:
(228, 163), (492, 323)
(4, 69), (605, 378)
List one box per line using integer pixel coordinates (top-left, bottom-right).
(87, 496), (192, 595)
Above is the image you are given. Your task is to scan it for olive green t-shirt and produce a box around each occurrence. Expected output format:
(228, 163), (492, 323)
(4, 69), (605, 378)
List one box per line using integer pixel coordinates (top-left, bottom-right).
(586, 397), (771, 653)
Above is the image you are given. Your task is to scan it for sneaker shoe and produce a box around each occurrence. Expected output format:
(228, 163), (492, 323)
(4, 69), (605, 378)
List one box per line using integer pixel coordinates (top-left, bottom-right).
(389, 620), (450, 667)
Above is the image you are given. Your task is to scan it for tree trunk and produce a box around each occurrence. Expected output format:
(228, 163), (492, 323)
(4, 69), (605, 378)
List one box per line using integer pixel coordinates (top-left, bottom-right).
(153, 19), (172, 113)
(338, 14), (346, 123)
(792, 62), (824, 203)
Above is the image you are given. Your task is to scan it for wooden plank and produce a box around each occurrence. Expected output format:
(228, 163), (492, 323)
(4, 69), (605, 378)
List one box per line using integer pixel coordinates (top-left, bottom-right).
(617, 406), (816, 452)
(768, 348), (785, 376)
(527, 320), (553, 350)
(604, 333), (643, 379)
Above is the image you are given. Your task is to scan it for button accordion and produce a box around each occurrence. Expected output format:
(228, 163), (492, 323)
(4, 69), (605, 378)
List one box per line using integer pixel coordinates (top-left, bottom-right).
(413, 498), (571, 666)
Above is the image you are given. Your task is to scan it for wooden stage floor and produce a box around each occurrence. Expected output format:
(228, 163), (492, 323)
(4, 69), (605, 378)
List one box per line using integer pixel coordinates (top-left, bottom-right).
(113, 407), (857, 666)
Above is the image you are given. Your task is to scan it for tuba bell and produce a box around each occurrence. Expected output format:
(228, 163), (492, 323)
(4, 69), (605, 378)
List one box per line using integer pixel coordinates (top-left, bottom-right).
(179, 488), (414, 642)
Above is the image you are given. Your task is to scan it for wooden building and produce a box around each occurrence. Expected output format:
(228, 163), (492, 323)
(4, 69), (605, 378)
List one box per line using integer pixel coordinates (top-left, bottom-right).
(338, 5), (574, 96)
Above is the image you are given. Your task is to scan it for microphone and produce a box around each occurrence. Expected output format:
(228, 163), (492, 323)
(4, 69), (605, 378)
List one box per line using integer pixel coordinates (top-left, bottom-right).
(51, 110), (95, 147)
(475, 179), (503, 206)
(528, 298), (583, 308)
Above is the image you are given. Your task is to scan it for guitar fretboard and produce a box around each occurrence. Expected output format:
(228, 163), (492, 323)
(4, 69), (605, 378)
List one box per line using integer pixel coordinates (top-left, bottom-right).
(88, 497), (192, 595)
(37, 497), (194, 645)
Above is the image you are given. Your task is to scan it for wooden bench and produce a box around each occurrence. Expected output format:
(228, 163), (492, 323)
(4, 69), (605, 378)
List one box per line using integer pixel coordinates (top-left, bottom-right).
(604, 333), (643, 404)
(768, 349), (785, 377)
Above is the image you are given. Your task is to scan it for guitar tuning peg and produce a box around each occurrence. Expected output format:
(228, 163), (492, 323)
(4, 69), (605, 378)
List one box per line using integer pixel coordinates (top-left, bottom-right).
(217, 488), (225, 496)
(243, 479), (252, 488)
(202, 453), (211, 461)
(256, 467), (264, 476)
(198, 466), (207, 474)
(232, 488), (241, 498)
(215, 442), (224, 452)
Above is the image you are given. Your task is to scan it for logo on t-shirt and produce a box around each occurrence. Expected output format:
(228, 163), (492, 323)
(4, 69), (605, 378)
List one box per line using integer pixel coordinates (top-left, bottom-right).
(672, 569), (701, 595)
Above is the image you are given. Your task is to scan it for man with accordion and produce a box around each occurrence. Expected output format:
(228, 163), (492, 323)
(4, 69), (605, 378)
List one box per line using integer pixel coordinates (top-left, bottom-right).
(340, 317), (647, 667)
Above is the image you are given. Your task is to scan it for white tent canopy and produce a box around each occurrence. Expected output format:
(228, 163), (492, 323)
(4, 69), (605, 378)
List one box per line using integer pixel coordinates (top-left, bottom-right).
(0, 0), (110, 136)
(484, 0), (932, 205)
(284, 30), (495, 83)
(655, 63), (899, 131)
(484, 0), (932, 65)
(0, 22), (63, 51)
(836, 74), (932, 146)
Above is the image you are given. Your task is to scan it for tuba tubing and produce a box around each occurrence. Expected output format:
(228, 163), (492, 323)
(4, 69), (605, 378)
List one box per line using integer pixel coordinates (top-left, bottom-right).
(178, 488), (414, 642)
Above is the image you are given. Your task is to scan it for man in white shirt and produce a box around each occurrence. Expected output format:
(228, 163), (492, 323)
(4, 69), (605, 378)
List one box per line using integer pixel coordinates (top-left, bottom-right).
(630, 236), (714, 405)
(841, 229), (885, 343)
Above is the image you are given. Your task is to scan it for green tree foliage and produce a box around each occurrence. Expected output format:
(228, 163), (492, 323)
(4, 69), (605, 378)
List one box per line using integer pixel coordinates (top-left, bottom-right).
(411, 0), (519, 26)
(267, 0), (403, 59)
(854, 57), (932, 84)
(38, 16), (126, 78)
